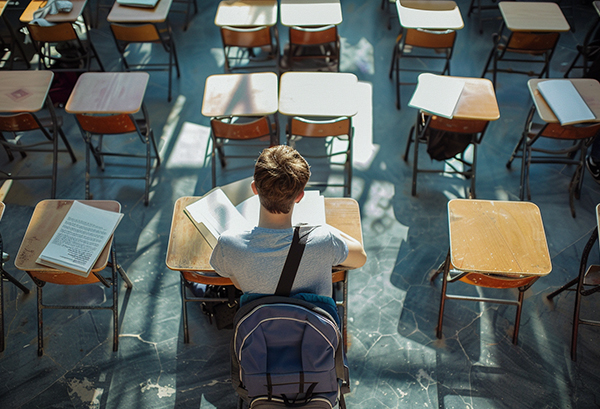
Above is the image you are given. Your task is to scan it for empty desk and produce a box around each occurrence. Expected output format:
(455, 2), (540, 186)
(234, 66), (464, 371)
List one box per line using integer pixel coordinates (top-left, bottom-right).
(280, 0), (342, 27)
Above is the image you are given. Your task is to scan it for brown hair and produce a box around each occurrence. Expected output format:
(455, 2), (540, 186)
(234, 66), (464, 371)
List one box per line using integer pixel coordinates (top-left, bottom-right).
(254, 145), (310, 214)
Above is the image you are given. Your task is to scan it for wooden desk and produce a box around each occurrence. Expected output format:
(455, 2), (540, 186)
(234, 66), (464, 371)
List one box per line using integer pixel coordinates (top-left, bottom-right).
(280, 0), (342, 27)
(107, 0), (173, 23)
(214, 0), (277, 27)
(409, 74), (500, 121)
(201, 72), (278, 117)
(448, 199), (551, 276)
(65, 72), (150, 115)
(397, 0), (464, 30)
(498, 1), (569, 32)
(278, 72), (359, 117)
(15, 200), (120, 281)
(166, 196), (363, 276)
(528, 78), (600, 124)
(20, 0), (88, 23)
(0, 70), (53, 112)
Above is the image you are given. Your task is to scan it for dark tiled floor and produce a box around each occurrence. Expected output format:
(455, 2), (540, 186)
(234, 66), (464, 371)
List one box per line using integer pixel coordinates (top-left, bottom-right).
(2, 0), (600, 407)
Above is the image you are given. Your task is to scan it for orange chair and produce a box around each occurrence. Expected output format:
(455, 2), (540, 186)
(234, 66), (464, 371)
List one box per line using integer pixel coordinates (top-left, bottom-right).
(507, 106), (600, 217)
(404, 112), (489, 198)
(28, 22), (104, 71)
(220, 25), (279, 73)
(74, 106), (161, 206)
(0, 111), (77, 198)
(286, 116), (353, 197)
(481, 31), (560, 87)
(110, 23), (180, 102)
(389, 28), (456, 109)
(210, 116), (275, 187)
(285, 25), (340, 72)
(432, 252), (540, 345)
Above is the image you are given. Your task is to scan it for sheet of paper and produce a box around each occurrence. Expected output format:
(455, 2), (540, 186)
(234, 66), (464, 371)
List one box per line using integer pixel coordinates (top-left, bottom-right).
(408, 73), (465, 119)
(236, 191), (326, 227)
(537, 80), (596, 126)
(185, 188), (253, 240)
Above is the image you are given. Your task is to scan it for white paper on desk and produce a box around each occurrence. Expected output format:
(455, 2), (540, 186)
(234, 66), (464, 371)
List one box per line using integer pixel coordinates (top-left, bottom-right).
(236, 191), (326, 227)
(537, 80), (596, 126)
(408, 74), (465, 119)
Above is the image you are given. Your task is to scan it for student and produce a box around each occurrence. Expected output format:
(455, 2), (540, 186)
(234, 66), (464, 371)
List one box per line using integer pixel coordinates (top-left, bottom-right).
(209, 145), (367, 297)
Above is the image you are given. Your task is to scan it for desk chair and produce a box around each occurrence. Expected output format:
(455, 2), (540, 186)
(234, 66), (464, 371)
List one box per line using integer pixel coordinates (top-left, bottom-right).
(507, 106), (600, 218)
(389, 28), (456, 110)
(547, 226), (600, 361)
(283, 25), (340, 72)
(220, 26), (279, 73)
(403, 113), (489, 198)
(210, 116), (275, 188)
(0, 204), (29, 352)
(28, 241), (131, 356)
(74, 105), (161, 206)
(0, 111), (77, 199)
(481, 31), (560, 87)
(432, 251), (540, 345)
(564, 18), (600, 78)
(28, 22), (105, 72)
(286, 116), (353, 197)
(110, 23), (180, 102)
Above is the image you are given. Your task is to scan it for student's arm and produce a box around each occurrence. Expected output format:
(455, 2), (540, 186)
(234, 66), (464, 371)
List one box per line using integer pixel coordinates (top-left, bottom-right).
(328, 225), (367, 269)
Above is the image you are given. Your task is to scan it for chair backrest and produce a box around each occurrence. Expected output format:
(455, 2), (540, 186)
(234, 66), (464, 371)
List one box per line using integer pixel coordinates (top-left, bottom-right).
(506, 32), (560, 53)
(289, 116), (352, 139)
(458, 272), (538, 289)
(538, 122), (600, 140)
(28, 270), (102, 285)
(0, 113), (42, 132)
(289, 25), (338, 46)
(405, 28), (456, 49)
(210, 116), (272, 141)
(76, 114), (138, 135)
(429, 115), (488, 135)
(110, 23), (161, 43)
(220, 26), (272, 48)
(231, 295), (347, 407)
(28, 22), (78, 43)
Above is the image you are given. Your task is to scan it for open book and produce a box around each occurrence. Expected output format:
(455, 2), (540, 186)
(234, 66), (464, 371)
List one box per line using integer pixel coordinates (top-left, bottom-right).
(36, 201), (123, 277)
(184, 188), (326, 248)
(537, 80), (596, 126)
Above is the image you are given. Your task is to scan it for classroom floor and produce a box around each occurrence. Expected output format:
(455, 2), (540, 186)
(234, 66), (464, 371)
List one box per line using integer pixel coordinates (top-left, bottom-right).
(1, 0), (600, 407)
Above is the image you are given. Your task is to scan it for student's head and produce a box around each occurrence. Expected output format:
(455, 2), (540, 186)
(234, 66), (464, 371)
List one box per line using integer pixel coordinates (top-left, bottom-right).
(253, 145), (311, 214)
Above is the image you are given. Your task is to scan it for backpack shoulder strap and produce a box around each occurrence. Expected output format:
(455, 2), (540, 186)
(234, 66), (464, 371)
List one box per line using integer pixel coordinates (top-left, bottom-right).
(274, 226), (314, 297)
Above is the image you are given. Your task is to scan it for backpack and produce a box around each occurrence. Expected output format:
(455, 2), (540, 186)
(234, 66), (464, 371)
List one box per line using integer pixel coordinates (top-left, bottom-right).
(230, 226), (350, 408)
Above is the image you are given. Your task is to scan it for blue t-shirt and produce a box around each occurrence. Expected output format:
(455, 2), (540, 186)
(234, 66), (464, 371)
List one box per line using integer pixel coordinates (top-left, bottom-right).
(209, 225), (348, 297)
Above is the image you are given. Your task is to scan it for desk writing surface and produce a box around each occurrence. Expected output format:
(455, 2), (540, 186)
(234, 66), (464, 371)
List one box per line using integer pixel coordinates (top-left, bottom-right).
(65, 72), (150, 114)
(397, 0), (464, 30)
(0, 2), (8, 15)
(201, 72), (278, 117)
(15, 200), (120, 273)
(448, 199), (551, 276)
(108, 0), (173, 23)
(0, 202), (4, 221)
(528, 79), (600, 124)
(499, 2), (570, 32)
(411, 74), (499, 121)
(166, 196), (363, 273)
(20, 0), (88, 23)
(214, 0), (278, 27)
(0, 71), (53, 113)
(280, 0), (342, 27)
(278, 72), (359, 117)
